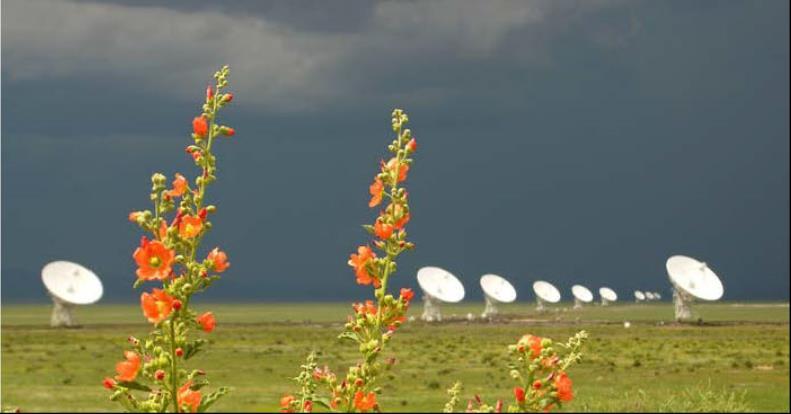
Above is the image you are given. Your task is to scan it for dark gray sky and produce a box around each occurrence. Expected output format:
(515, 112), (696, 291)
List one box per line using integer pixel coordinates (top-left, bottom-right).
(2, 0), (788, 303)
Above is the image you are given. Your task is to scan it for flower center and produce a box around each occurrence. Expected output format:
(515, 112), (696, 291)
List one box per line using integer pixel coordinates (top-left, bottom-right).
(149, 256), (162, 268)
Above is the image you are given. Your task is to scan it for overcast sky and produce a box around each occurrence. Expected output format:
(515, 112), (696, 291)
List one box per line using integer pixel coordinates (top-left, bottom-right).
(2, 0), (788, 303)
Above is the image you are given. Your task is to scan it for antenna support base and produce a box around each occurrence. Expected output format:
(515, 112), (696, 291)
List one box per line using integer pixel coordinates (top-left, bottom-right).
(421, 293), (442, 322)
(673, 288), (694, 321)
(481, 295), (499, 318)
(50, 295), (76, 327)
(535, 298), (546, 312)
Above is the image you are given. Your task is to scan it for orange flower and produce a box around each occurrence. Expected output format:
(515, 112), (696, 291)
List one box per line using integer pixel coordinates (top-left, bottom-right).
(193, 116), (208, 137)
(179, 215), (203, 238)
(394, 212), (410, 229)
(400, 288), (414, 303)
(178, 381), (202, 413)
(196, 311), (216, 333)
(368, 177), (384, 208)
(206, 247), (230, 272)
(519, 334), (543, 359)
(158, 221), (169, 240)
(554, 372), (573, 402)
(385, 157), (409, 182)
(280, 395), (295, 413)
(353, 300), (378, 316)
(141, 288), (175, 324)
(353, 391), (377, 412)
(348, 246), (379, 287)
(514, 386), (526, 402)
(114, 351), (141, 382)
(374, 219), (393, 240)
(133, 237), (175, 281)
(128, 211), (144, 223)
(167, 173), (188, 197)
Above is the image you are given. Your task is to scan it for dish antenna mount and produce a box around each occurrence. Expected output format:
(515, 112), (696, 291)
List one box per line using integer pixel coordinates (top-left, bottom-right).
(416, 266), (465, 322)
(532, 280), (560, 312)
(479, 274), (516, 318)
(666, 255), (724, 321)
(599, 287), (617, 306)
(571, 285), (593, 309)
(41, 261), (103, 327)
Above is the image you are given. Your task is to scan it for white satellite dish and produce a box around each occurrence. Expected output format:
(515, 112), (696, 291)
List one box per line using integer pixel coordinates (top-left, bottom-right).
(532, 280), (560, 312)
(599, 287), (617, 306)
(634, 290), (646, 302)
(654, 292), (662, 300)
(479, 274), (516, 318)
(645, 292), (656, 301)
(41, 261), (103, 327)
(666, 255), (724, 321)
(417, 266), (465, 322)
(571, 285), (593, 309)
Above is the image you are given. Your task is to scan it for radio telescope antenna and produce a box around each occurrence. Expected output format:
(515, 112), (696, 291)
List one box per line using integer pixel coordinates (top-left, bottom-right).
(666, 255), (724, 321)
(41, 261), (103, 327)
(645, 291), (655, 301)
(634, 290), (646, 303)
(417, 266), (465, 322)
(479, 274), (516, 318)
(571, 285), (593, 309)
(599, 287), (617, 306)
(532, 281), (560, 312)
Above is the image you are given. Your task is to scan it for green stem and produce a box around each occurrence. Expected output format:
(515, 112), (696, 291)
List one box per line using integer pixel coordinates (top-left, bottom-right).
(170, 320), (179, 413)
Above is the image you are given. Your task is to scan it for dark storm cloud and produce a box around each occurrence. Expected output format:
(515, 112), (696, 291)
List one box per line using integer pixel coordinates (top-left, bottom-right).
(2, 0), (788, 303)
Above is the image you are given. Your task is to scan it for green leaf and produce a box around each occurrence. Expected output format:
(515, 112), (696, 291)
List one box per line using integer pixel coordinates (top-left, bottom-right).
(197, 387), (230, 413)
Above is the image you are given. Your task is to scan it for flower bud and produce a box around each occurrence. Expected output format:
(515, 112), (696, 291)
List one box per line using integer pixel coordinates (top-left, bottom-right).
(407, 138), (417, 153)
(175, 348), (184, 357)
(223, 93), (233, 103)
(173, 300), (183, 310)
(155, 369), (165, 381)
(220, 126), (235, 137)
(103, 377), (116, 389)
(206, 85), (214, 100)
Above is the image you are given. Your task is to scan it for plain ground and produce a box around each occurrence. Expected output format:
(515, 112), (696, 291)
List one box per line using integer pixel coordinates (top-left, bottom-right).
(1, 302), (789, 412)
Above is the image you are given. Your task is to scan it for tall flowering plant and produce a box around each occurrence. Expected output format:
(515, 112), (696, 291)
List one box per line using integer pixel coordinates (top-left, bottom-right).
(103, 66), (235, 412)
(282, 109), (418, 413)
(444, 331), (588, 413)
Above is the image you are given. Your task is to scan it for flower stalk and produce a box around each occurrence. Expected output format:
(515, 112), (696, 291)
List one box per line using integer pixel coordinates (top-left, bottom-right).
(283, 109), (418, 413)
(104, 66), (235, 413)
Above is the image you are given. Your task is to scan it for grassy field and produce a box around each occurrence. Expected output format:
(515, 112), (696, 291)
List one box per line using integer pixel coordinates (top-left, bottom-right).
(2, 302), (789, 412)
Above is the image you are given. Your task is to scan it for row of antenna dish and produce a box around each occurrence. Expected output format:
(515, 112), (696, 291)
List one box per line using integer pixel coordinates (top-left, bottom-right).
(417, 266), (631, 321)
(416, 255), (724, 322)
(41, 255), (724, 327)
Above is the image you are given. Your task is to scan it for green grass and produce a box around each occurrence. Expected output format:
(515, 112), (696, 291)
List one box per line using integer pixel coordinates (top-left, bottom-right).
(2, 302), (789, 412)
